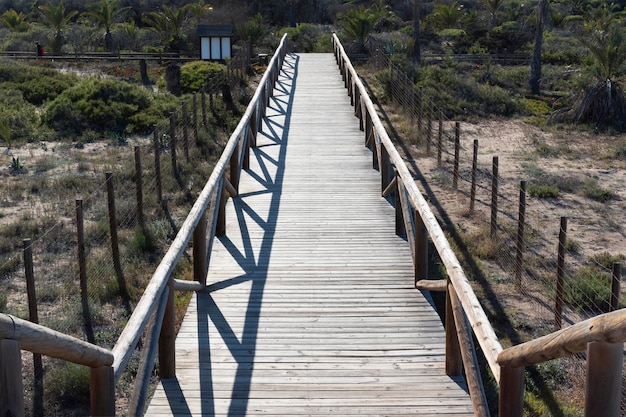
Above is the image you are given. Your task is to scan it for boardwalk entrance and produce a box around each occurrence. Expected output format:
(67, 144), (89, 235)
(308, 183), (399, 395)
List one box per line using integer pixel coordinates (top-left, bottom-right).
(146, 53), (473, 416)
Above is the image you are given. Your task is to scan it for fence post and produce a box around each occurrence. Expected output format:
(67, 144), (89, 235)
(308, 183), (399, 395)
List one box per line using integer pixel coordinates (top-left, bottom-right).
(169, 113), (177, 175)
(414, 209), (428, 284)
(453, 122), (460, 190)
(515, 181), (526, 291)
(193, 211), (208, 287)
(470, 140), (478, 213)
(159, 281), (176, 379)
(76, 199), (95, 343)
(23, 239), (43, 417)
(153, 127), (163, 206)
(555, 216), (567, 328)
(134, 147), (144, 230)
(610, 262), (622, 312)
(106, 173), (130, 306)
(417, 87), (423, 143)
(426, 96), (433, 156)
(490, 156), (499, 238)
(585, 341), (623, 417)
(192, 93), (198, 146)
(0, 339), (24, 417)
(90, 365), (115, 416)
(182, 101), (189, 161)
(499, 366), (524, 417)
(201, 88), (208, 128)
(437, 110), (443, 168)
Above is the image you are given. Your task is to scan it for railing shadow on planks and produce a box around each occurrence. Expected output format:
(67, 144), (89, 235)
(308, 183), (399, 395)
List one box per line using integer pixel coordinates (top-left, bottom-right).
(0, 31), (623, 417)
(0, 34), (288, 417)
(332, 33), (625, 417)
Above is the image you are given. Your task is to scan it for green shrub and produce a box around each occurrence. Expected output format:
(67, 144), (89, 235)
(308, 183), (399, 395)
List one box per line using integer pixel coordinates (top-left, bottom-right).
(279, 24), (332, 53)
(566, 266), (612, 312)
(43, 78), (174, 136)
(581, 180), (615, 202)
(45, 361), (90, 408)
(590, 251), (625, 269)
(0, 60), (77, 105)
(0, 88), (39, 143)
(0, 292), (6, 313)
(527, 183), (560, 198)
(180, 61), (226, 93)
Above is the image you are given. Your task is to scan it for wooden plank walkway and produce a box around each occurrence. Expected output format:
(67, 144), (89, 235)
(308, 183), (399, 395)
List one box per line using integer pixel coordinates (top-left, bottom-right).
(146, 53), (474, 416)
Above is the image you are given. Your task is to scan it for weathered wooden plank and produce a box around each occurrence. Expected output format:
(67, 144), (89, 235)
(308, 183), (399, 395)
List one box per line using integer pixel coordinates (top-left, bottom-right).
(146, 53), (472, 417)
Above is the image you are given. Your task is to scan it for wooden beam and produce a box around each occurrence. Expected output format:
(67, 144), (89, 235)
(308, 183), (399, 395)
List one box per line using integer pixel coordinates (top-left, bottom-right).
(224, 177), (238, 198)
(415, 279), (447, 292)
(172, 279), (204, 292)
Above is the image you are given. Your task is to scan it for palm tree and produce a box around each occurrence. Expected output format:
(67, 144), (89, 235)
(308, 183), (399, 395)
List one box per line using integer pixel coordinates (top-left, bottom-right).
(483, 0), (505, 28)
(186, 0), (213, 23)
(83, 0), (130, 51)
(235, 13), (269, 55)
(429, 2), (465, 30)
(143, 5), (188, 52)
(339, 3), (389, 52)
(0, 9), (29, 32)
(38, 2), (79, 53)
(529, 0), (549, 94)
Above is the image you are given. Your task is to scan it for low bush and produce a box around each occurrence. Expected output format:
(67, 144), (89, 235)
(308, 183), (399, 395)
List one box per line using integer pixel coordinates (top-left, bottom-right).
(566, 266), (613, 312)
(180, 61), (226, 93)
(45, 361), (90, 410)
(279, 24), (332, 53)
(527, 183), (560, 198)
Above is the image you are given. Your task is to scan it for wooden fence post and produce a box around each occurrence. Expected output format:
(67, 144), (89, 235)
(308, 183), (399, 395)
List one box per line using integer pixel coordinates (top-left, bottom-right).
(453, 122), (460, 190)
(0, 339), (24, 417)
(182, 101), (189, 161)
(470, 140), (478, 213)
(437, 110), (443, 168)
(515, 181), (526, 291)
(414, 209), (428, 284)
(610, 262), (622, 312)
(445, 283), (462, 376)
(585, 341), (623, 417)
(153, 127), (163, 206)
(499, 366), (524, 417)
(90, 365), (115, 416)
(426, 96), (433, 156)
(76, 199), (95, 343)
(169, 113), (177, 175)
(490, 156), (499, 238)
(201, 89), (208, 128)
(106, 173), (130, 306)
(23, 239), (43, 417)
(417, 87), (423, 142)
(192, 92), (198, 145)
(555, 216), (567, 328)
(158, 282), (176, 379)
(134, 147), (144, 230)
(193, 211), (208, 287)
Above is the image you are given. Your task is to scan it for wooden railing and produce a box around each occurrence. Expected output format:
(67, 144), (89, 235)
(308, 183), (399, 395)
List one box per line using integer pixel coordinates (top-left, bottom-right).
(332, 33), (625, 417)
(0, 33), (288, 417)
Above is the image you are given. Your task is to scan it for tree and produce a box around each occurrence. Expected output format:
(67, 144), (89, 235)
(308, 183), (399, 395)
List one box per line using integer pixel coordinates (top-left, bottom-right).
(83, 0), (130, 51)
(529, 0), (548, 95)
(143, 5), (188, 52)
(235, 13), (269, 54)
(412, 0), (420, 63)
(0, 9), (29, 32)
(339, 2), (389, 52)
(483, 0), (505, 28)
(38, 1), (79, 54)
(428, 2), (465, 30)
(186, 0), (213, 24)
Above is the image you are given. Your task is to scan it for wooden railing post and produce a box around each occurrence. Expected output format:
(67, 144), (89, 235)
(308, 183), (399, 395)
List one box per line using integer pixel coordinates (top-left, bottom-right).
(193, 210), (208, 287)
(585, 341), (623, 417)
(499, 366), (524, 417)
(380, 145), (391, 195)
(230, 141), (240, 193)
(0, 339), (25, 417)
(394, 173), (405, 236)
(90, 365), (115, 416)
(216, 177), (227, 237)
(158, 281), (176, 379)
(445, 283), (462, 376)
(414, 209), (428, 283)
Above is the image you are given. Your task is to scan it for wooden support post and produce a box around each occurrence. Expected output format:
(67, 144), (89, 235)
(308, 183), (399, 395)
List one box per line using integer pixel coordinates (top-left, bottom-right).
(515, 181), (526, 291)
(470, 140), (478, 213)
(158, 282), (176, 379)
(230, 141), (240, 192)
(134, 147), (144, 230)
(365, 111), (372, 148)
(426, 96), (433, 156)
(76, 199), (95, 344)
(437, 110), (443, 168)
(490, 156), (499, 238)
(0, 339), (24, 417)
(395, 173), (405, 236)
(555, 216), (567, 328)
(153, 127), (163, 206)
(182, 101), (189, 161)
(250, 108), (258, 147)
(445, 283), (462, 376)
(610, 262), (621, 312)
(90, 365), (115, 416)
(354, 88), (360, 118)
(169, 113), (177, 175)
(585, 341), (623, 417)
(453, 122), (460, 190)
(372, 132), (379, 171)
(216, 177), (227, 237)
(380, 145), (390, 196)
(243, 127), (251, 171)
(499, 366), (524, 417)
(414, 209), (428, 283)
(193, 210), (208, 287)
(23, 239), (43, 417)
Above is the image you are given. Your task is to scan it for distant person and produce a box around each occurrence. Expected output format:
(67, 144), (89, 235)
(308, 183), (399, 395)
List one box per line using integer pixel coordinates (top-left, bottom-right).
(35, 41), (44, 56)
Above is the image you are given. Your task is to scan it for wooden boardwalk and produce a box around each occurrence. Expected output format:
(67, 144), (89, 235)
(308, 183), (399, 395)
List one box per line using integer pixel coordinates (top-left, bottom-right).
(146, 53), (474, 416)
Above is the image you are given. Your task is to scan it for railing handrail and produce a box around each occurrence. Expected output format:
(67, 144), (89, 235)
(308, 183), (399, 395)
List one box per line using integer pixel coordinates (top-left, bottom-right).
(0, 313), (113, 368)
(111, 33), (289, 382)
(332, 33), (504, 382)
(498, 308), (626, 368)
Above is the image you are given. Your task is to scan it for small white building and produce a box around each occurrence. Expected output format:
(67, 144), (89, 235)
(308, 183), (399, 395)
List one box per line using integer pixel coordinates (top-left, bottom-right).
(197, 24), (232, 61)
